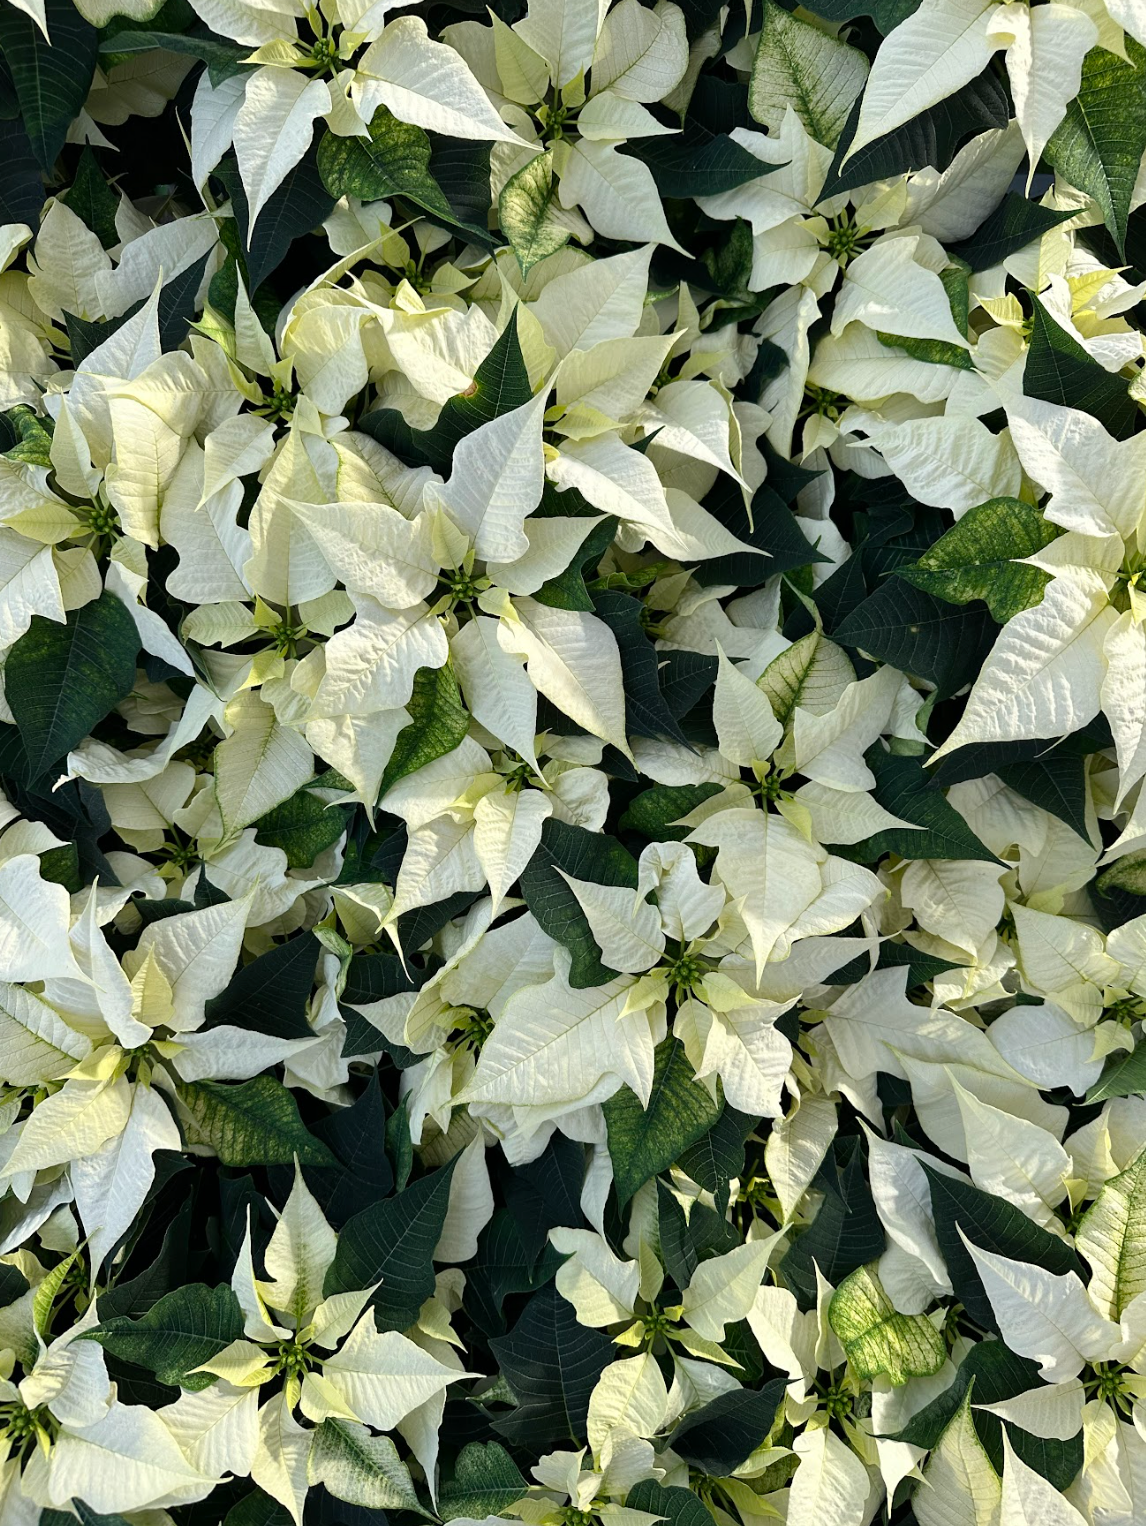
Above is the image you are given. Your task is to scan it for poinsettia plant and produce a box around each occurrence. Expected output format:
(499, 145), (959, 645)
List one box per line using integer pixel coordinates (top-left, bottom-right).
(2, 0), (1146, 1521)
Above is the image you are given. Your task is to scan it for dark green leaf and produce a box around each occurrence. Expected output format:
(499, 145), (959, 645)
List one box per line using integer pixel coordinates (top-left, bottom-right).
(1045, 39), (1146, 257)
(84, 1283), (244, 1391)
(591, 591), (689, 745)
(1086, 1041), (1146, 1103)
(99, 27), (250, 85)
(0, 0), (97, 173)
(896, 496), (1059, 624)
(255, 790), (351, 869)
(215, 144), (335, 294)
(379, 664), (469, 800)
(439, 1443), (527, 1522)
(823, 67), (1009, 198)
(603, 1039), (722, 1207)
(668, 1383), (787, 1474)
(61, 147), (120, 250)
(626, 1481), (717, 1526)
(833, 579), (997, 700)
(317, 108), (486, 243)
(997, 755), (1090, 842)
(203, 933), (319, 1039)
(628, 121), (772, 198)
(490, 1286), (614, 1447)
(360, 313), (532, 475)
(801, 0), (918, 30)
(1025, 294), (1137, 438)
(620, 782), (722, 842)
(693, 480), (824, 590)
(838, 746), (1001, 863)
(324, 1161), (457, 1330)
(176, 1077), (336, 1168)
(519, 819), (638, 988)
(675, 1105), (757, 1201)
(0, 117), (44, 227)
(223, 1492), (294, 1526)
(949, 194), (1075, 271)
(7, 593), (140, 780)
(317, 110), (446, 206)
(782, 1135), (884, 1307)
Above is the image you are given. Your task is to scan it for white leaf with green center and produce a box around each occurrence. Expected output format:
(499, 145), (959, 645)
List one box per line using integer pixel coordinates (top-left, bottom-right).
(262, 1166), (338, 1327)
(308, 1419), (425, 1511)
(828, 1264), (946, 1385)
(750, 0), (868, 147)
(914, 1387), (1002, 1526)
(1077, 1146), (1146, 1320)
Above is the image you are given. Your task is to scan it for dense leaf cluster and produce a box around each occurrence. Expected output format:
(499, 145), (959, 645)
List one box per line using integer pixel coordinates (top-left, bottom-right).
(1, 0), (1146, 1523)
